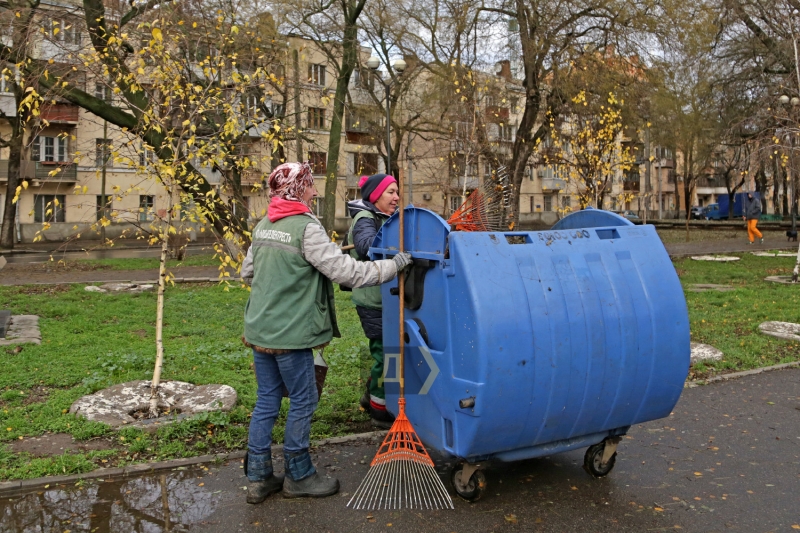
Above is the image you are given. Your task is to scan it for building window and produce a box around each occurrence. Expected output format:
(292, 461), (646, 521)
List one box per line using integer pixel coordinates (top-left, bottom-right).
(499, 123), (515, 142)
(245, 93), (260, 117)
(346, 187), (359, 202)
(96, 138), (112, 168)
(309, 152), (326, 174)
(32, 136), (68, 162)
(139, 142), (154, 167)
(449, 195), (462, 214)
(308, 63), (326, 86)
(351, 69), (374, 90)
(233, 196), (249, 218)
(94, 83), (111, 102)
(34, 194), (66, 223)
(312, 197), (324, 217)
(0, 71), (10, 93)
(530, 195), (535, 213)
(139, 195), (155, 222)
(353, 152), (379, 176)
(96, 195), (112, 222)
(48, 19), (80, 44)
(308, 107), (326, 130)
(543, 194), (553, 212)
(561, 195), (571, 210)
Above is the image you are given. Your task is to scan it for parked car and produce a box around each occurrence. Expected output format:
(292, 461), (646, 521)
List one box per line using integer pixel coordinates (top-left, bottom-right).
(690, 206), (705, 219)
(621, 210), (641, 222)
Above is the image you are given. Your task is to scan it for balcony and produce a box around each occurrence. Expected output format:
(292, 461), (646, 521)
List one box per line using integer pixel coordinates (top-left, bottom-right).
(485, 105), (509, 121)
(623, 179), (640, 191)
(40, 103), (79, 124)
(697, 175), (725, 188)
(0, 93), (16, 117)
(241, 169), (265, 188)
(452, 175), (480, 191)
(345, 131), (380, 145)
(0, 160), (77, 183)
(34, 161), (78, 182)
(542, 178), (566, 191)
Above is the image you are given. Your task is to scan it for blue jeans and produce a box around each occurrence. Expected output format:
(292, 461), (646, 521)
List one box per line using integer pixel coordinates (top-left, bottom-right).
(248, 349), (318, 458)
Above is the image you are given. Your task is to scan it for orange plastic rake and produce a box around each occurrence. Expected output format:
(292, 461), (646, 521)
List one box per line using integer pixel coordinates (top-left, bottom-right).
(347, 177), (454, 511)
(446, 166), (512, 232)
(347, 398), (452, 510)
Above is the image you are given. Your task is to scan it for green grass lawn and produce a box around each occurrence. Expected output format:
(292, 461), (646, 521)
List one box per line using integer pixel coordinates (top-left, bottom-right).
(1, 252), (799, 481)
(0, 283), (371, 480)
(677, 253), (800, 377)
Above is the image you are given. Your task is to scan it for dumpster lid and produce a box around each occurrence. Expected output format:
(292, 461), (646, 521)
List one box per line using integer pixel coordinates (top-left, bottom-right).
(550, 208), (634, 231)
(370, 206), (450, 261)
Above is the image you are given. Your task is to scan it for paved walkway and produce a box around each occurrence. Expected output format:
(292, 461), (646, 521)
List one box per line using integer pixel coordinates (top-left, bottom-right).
(1, 367), (798, 532)
(0, 264), (223, 286)
(2, 237), (797, 286)
(664, 237), (798, 257)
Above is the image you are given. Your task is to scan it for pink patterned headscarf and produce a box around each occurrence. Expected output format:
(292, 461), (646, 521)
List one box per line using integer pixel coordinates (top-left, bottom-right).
(268, 162), (315, 208)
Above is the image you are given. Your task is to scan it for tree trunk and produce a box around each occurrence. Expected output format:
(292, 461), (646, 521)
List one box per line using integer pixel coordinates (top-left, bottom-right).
(772, 157), (780, 215)
(0, 137), (22, 249)
(150, 188), (173, 418)
(321, 2), (365, 233)
(783, 166), (790, 217)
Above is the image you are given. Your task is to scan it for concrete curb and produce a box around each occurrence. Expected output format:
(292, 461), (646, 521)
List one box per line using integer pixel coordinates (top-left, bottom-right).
(685, 361), (800, 388)
(0, 430), (386, 498)
(2, 277), (224, 287)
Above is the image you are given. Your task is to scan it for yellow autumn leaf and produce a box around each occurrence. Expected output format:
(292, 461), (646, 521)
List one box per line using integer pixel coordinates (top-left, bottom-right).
(152, 28), (163, 41)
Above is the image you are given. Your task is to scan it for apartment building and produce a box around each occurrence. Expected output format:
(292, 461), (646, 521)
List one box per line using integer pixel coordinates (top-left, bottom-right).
(1, 3), (672, 244)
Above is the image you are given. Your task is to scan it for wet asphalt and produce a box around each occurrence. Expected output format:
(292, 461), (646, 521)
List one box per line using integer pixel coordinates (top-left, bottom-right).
(2, 368), (799, 533)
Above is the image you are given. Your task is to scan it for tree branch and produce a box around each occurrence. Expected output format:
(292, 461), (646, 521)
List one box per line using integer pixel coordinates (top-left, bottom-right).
(119, 0), (172, 29)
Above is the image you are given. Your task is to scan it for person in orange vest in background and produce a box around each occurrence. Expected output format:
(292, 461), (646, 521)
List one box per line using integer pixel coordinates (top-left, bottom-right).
(743, 192), (763, 245)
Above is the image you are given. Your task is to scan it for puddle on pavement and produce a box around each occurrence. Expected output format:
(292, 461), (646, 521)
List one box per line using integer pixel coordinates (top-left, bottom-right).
(0, 466), (220, 532)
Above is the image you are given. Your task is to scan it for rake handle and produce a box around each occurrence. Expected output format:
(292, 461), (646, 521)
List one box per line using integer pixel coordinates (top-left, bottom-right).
(398, 182), (405, 399)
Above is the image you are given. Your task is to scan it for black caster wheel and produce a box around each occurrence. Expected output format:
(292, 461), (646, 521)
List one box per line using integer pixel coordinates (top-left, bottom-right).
(584, 441), (616, 477)
(451, 464), (487, 502)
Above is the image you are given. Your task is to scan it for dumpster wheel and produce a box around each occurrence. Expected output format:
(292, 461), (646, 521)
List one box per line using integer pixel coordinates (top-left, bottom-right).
(583, 437), (620, 478)
(451, 463), (486, 502)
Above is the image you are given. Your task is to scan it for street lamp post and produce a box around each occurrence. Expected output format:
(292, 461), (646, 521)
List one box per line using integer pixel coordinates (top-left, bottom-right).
(366, 56), (406, 181)
(778, 94), (800, 234)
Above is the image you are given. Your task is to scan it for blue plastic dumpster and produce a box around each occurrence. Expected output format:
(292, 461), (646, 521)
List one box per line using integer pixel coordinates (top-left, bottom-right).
(370, 207), (690, 501)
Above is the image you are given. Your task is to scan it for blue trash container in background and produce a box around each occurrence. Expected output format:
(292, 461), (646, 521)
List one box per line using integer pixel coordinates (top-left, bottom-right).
(370, 207), (690, 501)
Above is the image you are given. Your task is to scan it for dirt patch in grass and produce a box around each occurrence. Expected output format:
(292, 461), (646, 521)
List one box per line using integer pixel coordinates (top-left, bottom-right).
(131, 329), (148, 338)
(9, 433), (116, 457)
(766, 267), (792, 275)
(18, 284), (73, 295)
(21, 386), (53, 407)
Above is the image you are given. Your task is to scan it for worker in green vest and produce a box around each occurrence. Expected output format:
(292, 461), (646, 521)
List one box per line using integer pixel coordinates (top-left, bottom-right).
(240, 162), (411, 504)
(346, 173), (400, 428)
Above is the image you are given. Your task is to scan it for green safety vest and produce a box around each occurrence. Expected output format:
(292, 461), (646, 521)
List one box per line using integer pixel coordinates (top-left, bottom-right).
(348, 210), (387, 310)
(244, 214), (340, 350)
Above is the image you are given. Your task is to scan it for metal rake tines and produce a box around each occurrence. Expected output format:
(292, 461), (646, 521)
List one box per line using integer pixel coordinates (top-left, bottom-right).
(347, 459), (454, 510)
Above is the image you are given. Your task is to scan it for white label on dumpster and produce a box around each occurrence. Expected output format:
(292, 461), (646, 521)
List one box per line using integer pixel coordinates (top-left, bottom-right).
(382, 346), (439, 395)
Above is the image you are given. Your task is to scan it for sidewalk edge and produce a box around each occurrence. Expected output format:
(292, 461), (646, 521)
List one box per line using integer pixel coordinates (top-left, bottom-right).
(0, 430), (386, 498)
(685, 361), (800, 388)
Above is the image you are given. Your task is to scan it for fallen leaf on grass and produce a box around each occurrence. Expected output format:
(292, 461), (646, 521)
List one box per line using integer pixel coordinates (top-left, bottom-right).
(504, 514), (518, 523)
(790, 525), (799, 529)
